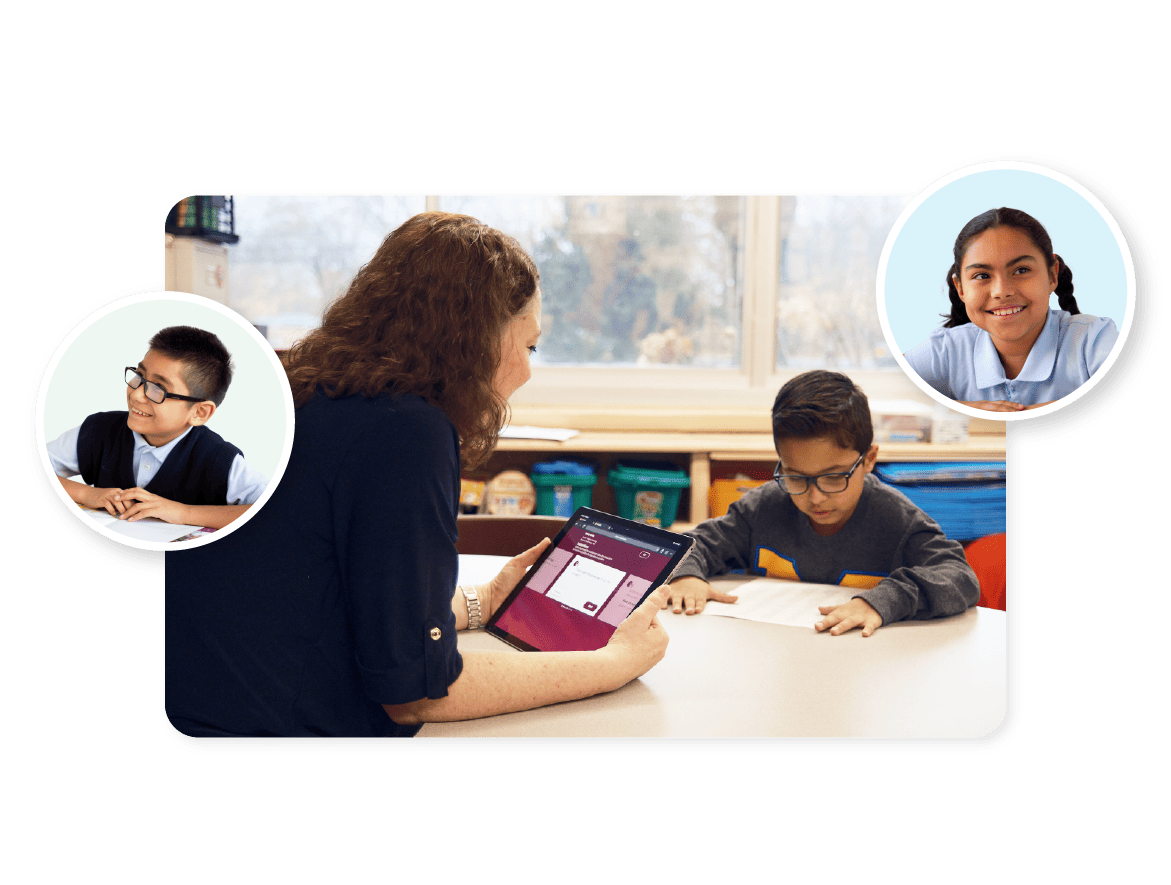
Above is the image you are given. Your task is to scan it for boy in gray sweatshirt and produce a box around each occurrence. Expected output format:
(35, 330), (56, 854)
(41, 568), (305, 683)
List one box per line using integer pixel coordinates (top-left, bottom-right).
(666, 370), (979, 636)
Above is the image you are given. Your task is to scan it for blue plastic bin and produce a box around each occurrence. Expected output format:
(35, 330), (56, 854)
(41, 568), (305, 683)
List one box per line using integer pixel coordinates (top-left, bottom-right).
(872, 461), (1006, 542)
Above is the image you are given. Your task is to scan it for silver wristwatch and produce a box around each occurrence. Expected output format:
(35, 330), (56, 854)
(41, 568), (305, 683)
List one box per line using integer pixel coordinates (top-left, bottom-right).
(461, 584), (483, 630)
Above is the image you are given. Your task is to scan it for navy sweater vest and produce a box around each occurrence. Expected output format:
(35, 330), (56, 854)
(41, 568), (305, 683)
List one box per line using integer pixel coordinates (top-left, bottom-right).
(76, 411), (242, 506)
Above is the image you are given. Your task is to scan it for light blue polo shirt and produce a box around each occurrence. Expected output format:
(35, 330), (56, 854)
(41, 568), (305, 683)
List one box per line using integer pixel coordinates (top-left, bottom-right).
(904, 309), (1118, 405)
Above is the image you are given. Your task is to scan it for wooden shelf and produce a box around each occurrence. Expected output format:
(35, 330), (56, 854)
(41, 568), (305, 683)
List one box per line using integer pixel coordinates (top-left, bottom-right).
(486, 431), (1005, 525)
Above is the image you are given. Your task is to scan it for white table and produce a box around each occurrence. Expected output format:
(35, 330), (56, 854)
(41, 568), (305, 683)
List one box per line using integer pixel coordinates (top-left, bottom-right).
(419, 556), (1006, 738)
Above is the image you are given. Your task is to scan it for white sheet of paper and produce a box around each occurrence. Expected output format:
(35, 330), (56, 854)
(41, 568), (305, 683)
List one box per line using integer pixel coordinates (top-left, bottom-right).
(84, 508), (205, 543)
(499, 425), (580, 441)
(457, 554), (510, 586)
(701, 578), (858, 629)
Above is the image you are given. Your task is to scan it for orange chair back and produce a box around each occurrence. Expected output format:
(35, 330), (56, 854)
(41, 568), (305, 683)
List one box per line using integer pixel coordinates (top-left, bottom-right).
(964, 533), (1006, 611)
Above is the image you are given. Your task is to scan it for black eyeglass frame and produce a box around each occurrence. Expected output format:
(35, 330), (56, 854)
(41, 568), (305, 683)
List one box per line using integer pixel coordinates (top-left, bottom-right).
(773, 451), (867, 496)
(124, 367), (206, 405)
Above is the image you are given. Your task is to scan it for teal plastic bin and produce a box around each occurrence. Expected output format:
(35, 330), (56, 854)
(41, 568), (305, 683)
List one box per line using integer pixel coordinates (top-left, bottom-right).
(607, 461), (690, 528)
(530, 461), (597, 517)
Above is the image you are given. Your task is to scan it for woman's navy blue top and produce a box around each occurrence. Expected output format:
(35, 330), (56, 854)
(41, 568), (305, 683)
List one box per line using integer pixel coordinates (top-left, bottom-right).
(165, 392), (464, 737)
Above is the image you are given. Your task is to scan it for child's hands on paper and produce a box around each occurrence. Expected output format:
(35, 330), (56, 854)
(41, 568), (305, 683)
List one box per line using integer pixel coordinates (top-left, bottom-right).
(484, 537), (551, 620)
(115, 487), (189, 524)
(815, 598), (883, 637)
(83, 486), (129, 517)
(665, 575), (739, 615)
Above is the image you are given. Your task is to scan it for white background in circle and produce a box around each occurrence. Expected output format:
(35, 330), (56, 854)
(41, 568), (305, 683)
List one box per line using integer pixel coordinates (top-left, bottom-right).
(35, 291), (295, 550)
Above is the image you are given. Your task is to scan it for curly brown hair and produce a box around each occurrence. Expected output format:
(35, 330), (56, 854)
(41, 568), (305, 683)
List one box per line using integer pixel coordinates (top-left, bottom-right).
(283, 212), (539, 467)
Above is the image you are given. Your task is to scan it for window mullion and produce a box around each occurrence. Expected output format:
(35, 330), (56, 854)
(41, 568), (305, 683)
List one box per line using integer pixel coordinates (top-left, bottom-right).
(742, 196), (780, 388)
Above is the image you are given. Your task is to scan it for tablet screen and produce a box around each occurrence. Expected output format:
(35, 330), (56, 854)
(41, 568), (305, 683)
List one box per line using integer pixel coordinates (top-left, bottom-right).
(486, 507), (694, 652)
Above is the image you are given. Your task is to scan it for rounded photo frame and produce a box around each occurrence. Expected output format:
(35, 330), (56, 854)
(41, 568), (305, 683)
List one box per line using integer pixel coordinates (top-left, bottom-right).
(37, 291), (295, 551)
(877, 162), (1134, 421)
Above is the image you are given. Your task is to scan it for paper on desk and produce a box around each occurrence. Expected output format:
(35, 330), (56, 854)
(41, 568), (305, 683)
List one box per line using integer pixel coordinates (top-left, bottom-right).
(84, 508), (205, 543)
(702, 578), (857, 629)
(500, 424), (579, 441)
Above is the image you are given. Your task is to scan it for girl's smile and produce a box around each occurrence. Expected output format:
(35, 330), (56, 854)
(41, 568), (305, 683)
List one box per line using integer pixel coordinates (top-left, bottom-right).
(953, 226), (1059, 374)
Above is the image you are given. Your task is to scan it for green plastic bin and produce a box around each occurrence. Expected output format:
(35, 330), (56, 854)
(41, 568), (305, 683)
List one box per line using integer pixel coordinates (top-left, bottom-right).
(530, 461), (597, 517)
(607, 461), (690, 528)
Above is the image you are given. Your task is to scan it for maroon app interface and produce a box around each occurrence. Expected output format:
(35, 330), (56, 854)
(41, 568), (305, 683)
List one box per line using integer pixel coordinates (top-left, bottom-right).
(492, 515), (685, 651)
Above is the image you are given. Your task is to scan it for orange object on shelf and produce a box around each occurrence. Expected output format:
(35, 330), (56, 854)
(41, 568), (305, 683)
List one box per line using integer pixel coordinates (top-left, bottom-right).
(459, 478), (486, 513)
(708, 476), (770, 518)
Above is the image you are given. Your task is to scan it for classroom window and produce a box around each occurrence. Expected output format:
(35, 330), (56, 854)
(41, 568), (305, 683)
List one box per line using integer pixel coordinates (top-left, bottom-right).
(221, 195), (921, 406)
(776, 195), (910, 371)
(228, 195), (426, 349)
(441, 196), (744, 368)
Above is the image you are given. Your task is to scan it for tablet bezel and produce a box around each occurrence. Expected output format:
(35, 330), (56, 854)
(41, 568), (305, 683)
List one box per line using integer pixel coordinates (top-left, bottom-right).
(484, 507), (694, 653)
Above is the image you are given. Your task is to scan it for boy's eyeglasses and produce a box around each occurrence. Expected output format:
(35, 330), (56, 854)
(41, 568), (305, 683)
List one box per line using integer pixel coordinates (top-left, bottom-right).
(773, 452), (867, 496)
(124, 367), (205, 405)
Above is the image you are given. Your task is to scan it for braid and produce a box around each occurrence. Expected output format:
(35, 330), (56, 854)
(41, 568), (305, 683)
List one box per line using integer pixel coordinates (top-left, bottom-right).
(1052, 254), (1080, 315)
(942, 264), (969, 328)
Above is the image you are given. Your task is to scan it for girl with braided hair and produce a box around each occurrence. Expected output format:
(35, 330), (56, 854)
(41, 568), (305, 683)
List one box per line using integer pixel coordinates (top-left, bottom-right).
(903, 207), (1118, 412)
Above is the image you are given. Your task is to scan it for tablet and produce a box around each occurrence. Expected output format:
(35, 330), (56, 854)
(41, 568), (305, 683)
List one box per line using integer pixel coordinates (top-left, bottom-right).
(485, 507), (695, 652)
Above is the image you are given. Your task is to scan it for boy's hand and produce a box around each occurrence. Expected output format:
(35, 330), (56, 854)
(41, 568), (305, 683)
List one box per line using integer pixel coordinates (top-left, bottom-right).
(116, 488), (190, 524)
(816, 598), (883, 636)
(83, 486), (129, 517)
(665, 576), (738, 615)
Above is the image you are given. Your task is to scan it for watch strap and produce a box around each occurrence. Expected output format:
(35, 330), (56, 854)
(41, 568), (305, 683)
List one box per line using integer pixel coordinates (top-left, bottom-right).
(461, 584), (482, 630)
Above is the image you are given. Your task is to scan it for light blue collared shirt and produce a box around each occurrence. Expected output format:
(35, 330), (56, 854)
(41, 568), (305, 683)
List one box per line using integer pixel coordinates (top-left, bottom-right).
(47, 423), (268, 505)
(904, 309), (1119, 405)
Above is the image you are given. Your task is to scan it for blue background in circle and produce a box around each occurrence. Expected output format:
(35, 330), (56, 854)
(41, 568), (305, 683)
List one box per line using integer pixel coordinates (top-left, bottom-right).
(883, 168), (1128, 356)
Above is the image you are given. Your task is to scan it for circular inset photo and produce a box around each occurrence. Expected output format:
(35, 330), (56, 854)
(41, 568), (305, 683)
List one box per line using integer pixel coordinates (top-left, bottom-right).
(37, 291), (294, 550)
(878, 162), (1134, 420)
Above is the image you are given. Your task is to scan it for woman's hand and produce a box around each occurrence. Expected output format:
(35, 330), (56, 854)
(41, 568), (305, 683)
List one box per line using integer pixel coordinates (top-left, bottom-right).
(959, 400), (1027, 412)
(483, 538), (551, 620)
(598, 587), (670, 684)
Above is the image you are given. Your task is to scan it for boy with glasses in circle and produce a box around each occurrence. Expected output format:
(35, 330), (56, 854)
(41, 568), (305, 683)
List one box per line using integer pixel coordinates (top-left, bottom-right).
(47, 326), (267, 530)
(666, 370), (978, 636)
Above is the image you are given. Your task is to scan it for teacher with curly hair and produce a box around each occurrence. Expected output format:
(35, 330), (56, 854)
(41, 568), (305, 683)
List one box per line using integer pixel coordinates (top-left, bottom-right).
(166, 212), (668, 736)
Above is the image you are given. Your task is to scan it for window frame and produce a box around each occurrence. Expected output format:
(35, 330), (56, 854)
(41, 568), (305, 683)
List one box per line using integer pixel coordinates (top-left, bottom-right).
(223, 194), (934, 422)
(507, 195), (931, 418)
